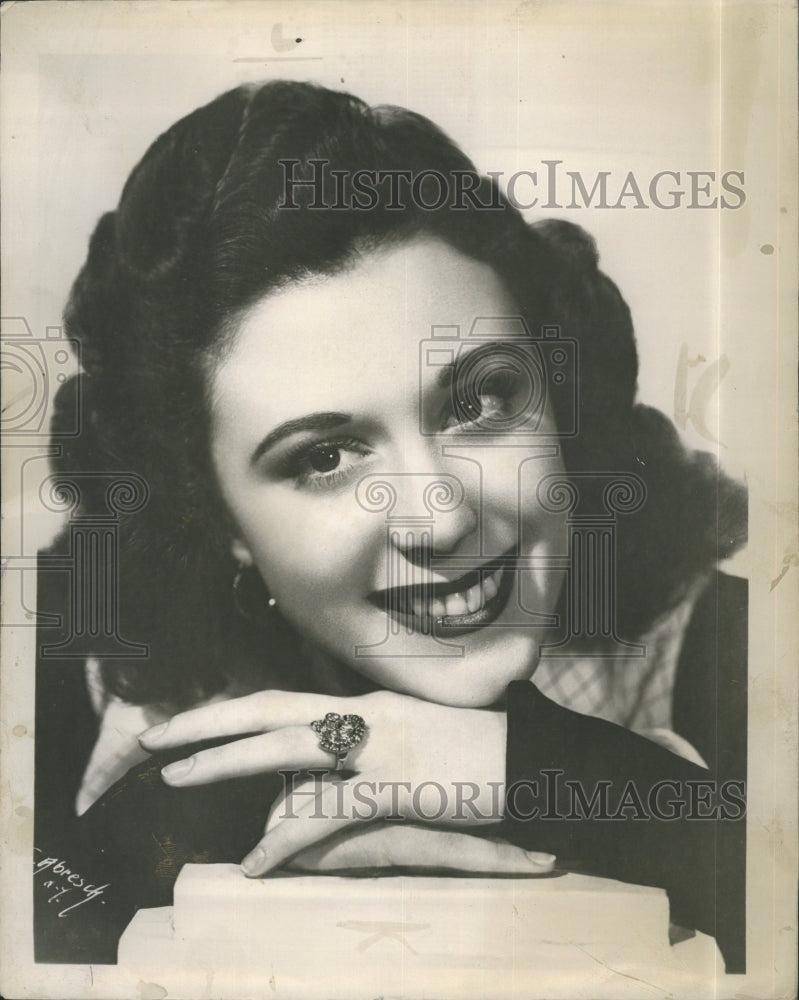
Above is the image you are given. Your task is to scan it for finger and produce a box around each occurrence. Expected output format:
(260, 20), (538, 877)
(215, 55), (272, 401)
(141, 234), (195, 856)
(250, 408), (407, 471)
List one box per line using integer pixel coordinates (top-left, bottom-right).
(265, 776), (334, 833)
(366, 826), (556, 874)
(160, 727), (332, 786)
(139, 691), (357, 750)
(286, 824), (555, 875)
(242, 773), (434, 876)
(242, 773), (380, 875)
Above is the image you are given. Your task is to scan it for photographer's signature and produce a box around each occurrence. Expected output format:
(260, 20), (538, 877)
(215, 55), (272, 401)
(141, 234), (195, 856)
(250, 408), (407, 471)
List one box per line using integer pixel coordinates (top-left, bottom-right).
(33, 848), (109, 917)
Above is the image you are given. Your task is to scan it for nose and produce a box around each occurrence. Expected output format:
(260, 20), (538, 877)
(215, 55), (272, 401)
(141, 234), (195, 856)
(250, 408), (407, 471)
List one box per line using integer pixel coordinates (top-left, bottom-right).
(357, 439), (479, 565)
(396, 476), (477, 564)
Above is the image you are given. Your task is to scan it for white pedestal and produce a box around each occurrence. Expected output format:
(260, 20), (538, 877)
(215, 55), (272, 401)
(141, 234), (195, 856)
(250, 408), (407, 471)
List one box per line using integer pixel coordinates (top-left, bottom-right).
(118, 864), (726, 998)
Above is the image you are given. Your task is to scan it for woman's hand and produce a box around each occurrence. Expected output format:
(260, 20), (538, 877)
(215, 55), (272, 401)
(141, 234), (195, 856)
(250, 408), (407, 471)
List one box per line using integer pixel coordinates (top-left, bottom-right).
(268, 776), (554, 876)
(281, 821), (554, 876)
(138, 689), (555, 877)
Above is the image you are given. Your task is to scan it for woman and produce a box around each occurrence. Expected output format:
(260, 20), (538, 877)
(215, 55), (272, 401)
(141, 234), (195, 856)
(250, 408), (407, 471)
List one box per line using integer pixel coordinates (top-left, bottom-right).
(34, 80), (747, 969)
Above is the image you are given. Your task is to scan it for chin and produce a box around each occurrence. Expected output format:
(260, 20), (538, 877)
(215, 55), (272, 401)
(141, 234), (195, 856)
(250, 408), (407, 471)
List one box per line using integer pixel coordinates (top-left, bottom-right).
(302, 584), (547, 706)
(346, 627), (541, 708)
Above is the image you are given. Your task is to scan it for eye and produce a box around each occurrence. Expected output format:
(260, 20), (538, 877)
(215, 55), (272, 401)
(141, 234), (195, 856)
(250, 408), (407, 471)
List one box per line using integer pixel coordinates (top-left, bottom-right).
(278, 436), (373, 490)
(307, 443), (343, 473)
(445, 368), (522, 430)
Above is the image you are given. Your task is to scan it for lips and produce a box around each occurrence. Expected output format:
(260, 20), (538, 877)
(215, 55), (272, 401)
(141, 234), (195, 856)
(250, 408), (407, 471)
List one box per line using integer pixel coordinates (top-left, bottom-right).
(369, 547), (517, 638)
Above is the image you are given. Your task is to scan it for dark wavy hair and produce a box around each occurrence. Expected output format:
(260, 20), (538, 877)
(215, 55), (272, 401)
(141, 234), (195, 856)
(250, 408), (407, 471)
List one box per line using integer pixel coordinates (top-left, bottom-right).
(50, 80), (746, 709)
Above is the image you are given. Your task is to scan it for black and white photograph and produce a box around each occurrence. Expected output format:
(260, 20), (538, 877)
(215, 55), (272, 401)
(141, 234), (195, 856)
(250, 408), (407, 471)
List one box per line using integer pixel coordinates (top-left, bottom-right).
(1, 2), (796, 997)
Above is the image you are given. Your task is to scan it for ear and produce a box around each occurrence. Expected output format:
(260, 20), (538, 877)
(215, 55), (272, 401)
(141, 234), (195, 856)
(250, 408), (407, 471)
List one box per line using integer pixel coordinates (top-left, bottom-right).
(230, 537), (254, 566)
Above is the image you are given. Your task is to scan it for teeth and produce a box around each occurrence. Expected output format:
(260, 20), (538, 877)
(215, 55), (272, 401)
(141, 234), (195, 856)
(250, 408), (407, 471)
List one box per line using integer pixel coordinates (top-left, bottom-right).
(391, 566), (505, 620)
(445, 592), (469, 616)
(430, 596), (448, 618)
(464, 581), (483, 613)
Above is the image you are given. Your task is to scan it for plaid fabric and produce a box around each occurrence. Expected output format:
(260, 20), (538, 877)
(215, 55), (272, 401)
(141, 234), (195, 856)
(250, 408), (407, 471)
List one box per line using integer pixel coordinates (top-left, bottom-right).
(534, 576), (708, 765)
(77, 578), (708, 813)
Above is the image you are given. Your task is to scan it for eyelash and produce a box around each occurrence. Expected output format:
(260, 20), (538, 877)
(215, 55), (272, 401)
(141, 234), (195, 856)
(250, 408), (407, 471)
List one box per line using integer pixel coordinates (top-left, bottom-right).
(278, 436), (374, 491)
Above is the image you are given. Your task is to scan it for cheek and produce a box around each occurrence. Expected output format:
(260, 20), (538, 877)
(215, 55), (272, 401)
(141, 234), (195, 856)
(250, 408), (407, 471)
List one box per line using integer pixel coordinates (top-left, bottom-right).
(478, 448), (569, 592)
(236, 491), (380, 604)
(477, 446), (567, 519)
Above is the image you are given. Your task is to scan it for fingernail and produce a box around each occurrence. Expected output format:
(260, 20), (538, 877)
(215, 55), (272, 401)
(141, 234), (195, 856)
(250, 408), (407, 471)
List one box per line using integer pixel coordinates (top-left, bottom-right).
(526, 850), (556, 866)
(241, 847), (266, 876)
(140, 722), (168, 743)
(161, 757), (195, 782)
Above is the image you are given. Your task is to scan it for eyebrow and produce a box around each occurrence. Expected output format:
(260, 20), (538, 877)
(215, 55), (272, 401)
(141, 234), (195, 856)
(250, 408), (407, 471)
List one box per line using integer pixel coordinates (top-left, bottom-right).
(434, 340), (521, 391)
(250, 411), (352, 465)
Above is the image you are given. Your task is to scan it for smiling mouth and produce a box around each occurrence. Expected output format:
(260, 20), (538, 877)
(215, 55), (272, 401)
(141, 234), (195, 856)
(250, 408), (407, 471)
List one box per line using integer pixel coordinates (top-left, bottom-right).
(369, 548), (517, 638)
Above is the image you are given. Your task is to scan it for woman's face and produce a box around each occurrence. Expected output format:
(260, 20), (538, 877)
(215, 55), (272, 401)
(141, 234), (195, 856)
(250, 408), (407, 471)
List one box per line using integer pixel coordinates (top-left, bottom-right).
(210, 237), (567, 707)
